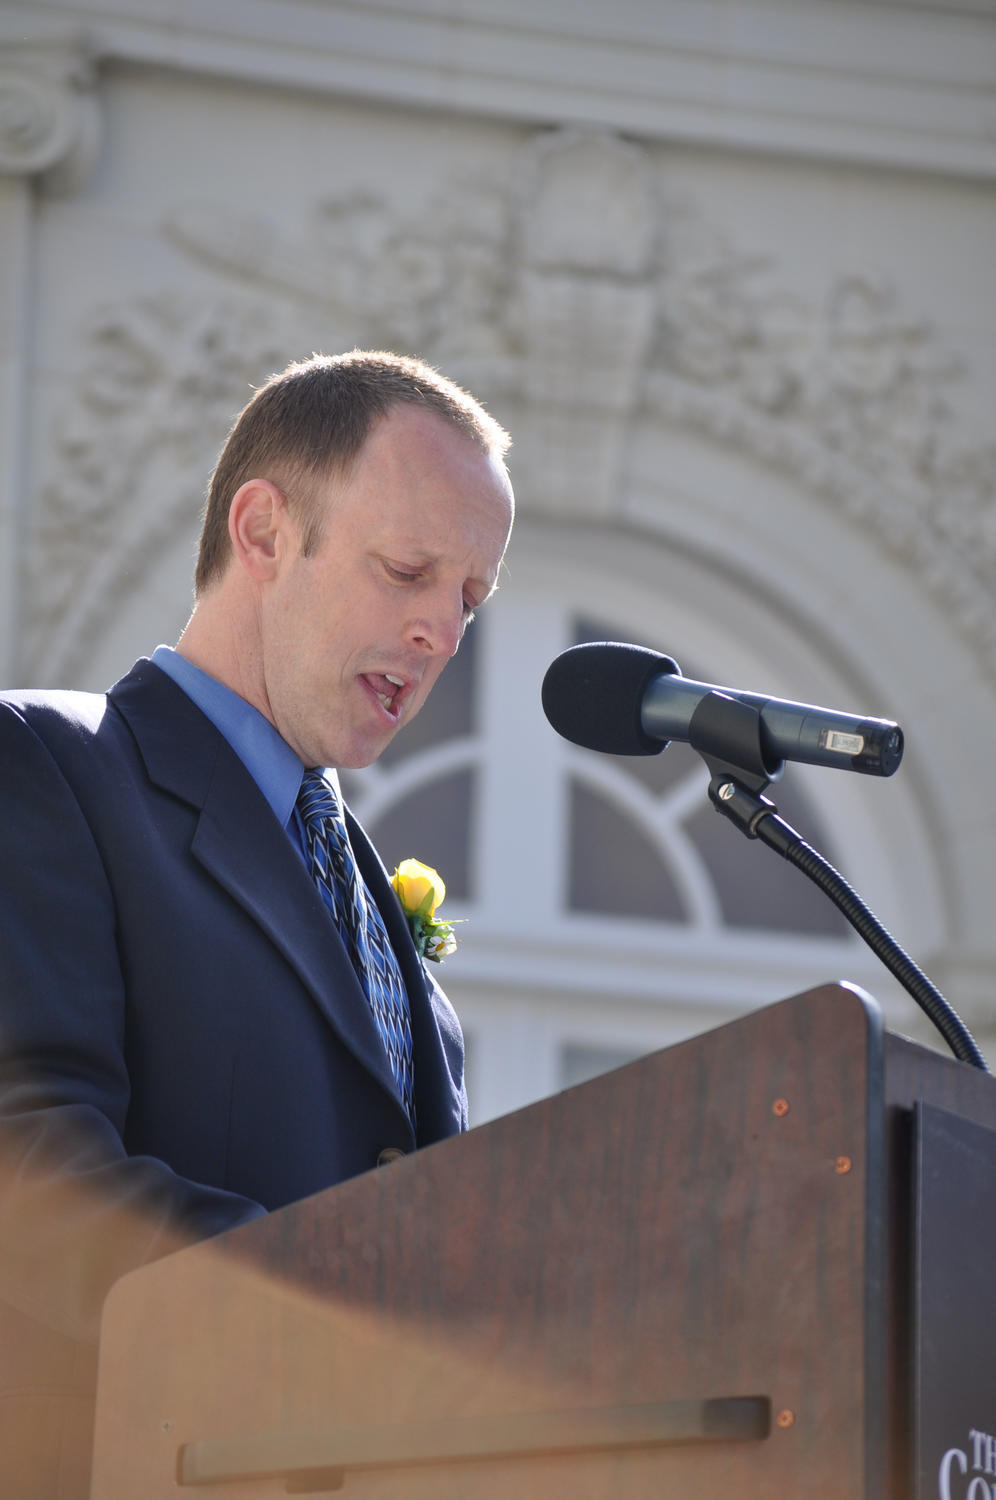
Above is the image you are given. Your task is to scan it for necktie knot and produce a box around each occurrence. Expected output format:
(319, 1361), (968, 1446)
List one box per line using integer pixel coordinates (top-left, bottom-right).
(298, 767), (340, 827)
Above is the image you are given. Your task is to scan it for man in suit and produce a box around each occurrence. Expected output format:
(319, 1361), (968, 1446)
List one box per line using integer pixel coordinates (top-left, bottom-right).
(0, 350), (514, 1497)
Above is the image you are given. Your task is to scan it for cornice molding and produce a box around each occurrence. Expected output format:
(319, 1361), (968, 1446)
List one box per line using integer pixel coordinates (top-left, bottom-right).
(9, 0), (996, 180)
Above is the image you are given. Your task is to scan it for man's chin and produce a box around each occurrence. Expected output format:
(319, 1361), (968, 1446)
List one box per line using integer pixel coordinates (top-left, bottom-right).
(333, 727), (402, 772)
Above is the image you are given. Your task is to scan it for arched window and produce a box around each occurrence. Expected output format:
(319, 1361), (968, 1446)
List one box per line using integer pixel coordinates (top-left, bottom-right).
(343, 528), (889, 1122)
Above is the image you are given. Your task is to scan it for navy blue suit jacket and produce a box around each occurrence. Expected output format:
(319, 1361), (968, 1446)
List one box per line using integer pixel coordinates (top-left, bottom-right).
(0, 659), (467, 1494)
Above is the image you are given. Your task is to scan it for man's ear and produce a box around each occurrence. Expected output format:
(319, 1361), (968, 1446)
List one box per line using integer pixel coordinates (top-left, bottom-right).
(228, 480), (295, 582)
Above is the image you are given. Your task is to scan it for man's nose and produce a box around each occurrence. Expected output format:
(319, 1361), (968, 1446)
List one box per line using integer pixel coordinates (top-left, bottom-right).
(406, 595), (465, 659)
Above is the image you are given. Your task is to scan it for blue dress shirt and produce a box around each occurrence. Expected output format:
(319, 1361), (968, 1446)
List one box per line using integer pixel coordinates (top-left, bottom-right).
(151, 645), (314, 859)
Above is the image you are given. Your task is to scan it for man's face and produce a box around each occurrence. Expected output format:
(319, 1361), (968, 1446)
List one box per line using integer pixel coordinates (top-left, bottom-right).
(257, 404), (513, 769)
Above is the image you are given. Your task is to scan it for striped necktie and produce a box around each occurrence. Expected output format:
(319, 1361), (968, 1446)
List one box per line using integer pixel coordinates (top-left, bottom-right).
(297, 769), (415, 1125)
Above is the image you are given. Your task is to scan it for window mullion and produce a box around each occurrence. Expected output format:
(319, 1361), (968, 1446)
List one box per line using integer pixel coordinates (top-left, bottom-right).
(473, 598), (567, 931)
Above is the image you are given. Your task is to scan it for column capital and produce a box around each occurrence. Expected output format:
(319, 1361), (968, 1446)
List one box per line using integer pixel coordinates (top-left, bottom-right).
(0, 36), (99, 189)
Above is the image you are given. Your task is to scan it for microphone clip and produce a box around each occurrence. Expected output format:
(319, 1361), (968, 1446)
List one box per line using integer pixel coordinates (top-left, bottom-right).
(688, 690), (784, 841)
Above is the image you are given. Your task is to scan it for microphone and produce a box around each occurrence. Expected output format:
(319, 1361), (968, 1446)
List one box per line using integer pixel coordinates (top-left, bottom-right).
(541, 642), (904, 776)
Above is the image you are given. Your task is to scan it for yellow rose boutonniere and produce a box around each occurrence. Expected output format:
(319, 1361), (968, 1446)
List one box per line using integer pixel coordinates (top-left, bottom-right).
(391, 858), (461, 962)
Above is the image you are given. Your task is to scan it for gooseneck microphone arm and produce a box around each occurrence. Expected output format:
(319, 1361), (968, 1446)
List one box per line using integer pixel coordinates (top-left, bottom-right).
(688, 690), (988, 1073)
(541, 642), (988, 1073)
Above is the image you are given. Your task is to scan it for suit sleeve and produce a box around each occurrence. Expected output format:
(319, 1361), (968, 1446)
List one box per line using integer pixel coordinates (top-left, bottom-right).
(0, 703), (266, 1344)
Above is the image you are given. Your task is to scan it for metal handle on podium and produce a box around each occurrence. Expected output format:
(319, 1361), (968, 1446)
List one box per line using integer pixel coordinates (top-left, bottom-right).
(177, 1396), (770, 1491)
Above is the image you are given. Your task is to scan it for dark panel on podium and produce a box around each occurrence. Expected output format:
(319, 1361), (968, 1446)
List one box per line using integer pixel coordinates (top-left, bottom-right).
(912, 1105), (996, 1500)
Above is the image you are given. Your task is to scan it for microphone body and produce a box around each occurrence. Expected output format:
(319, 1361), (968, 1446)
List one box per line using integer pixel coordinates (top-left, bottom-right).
(642, 673), (902, 776)
(541, 643), (903, 777)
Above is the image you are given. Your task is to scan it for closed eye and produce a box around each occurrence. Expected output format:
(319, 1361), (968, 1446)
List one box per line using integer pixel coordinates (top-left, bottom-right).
(464, 582), (500, 624)
(383, 559), (491, 626)
(384, 563), (422, 584)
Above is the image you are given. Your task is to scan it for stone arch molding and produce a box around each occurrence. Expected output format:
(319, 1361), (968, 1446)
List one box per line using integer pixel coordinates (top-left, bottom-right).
(28, 126), (996, 684)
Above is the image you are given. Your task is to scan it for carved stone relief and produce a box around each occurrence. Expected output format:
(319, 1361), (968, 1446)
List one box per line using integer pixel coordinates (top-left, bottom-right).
(643, 255), (996, 655)
(27, 295), (289, 682)
(26, 126), (996, 683)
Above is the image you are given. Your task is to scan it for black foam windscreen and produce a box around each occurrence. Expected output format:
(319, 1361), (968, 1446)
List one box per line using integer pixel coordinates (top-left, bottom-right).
(541, 642), (680, 755)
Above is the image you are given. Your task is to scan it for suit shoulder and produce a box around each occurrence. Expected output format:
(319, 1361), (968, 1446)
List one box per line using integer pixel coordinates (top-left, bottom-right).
(0, 660), (158, 754)
(0, 687), (110, 744)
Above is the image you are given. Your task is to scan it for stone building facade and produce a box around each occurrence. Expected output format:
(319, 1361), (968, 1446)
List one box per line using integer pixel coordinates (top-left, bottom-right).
(3, 0), (995, 1118)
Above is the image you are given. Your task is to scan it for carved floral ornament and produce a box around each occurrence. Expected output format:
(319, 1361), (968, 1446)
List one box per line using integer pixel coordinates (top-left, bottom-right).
(0, 39), (99, 185)
(28, 128), (996, 683)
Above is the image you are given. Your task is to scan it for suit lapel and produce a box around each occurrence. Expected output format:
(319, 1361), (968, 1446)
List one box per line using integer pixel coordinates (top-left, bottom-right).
(109, 661), (407, 1121)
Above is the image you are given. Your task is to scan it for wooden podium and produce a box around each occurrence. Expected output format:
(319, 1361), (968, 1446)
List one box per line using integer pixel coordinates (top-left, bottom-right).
(89, 984), (996, 1498)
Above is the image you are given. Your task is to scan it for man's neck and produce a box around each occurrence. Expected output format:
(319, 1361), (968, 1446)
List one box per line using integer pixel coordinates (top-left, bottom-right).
(175, 590), (268, 724)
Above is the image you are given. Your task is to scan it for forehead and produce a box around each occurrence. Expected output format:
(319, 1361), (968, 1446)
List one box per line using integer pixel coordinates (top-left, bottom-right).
(325, 406), (512, 555)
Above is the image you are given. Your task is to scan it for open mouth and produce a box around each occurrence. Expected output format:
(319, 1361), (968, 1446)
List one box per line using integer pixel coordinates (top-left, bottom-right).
(362, 672), (407, 719)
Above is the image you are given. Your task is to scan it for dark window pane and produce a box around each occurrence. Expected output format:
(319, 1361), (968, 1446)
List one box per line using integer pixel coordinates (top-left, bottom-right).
(684, 775), (848, 935)
(568, 777), (687, 921)
(587, 738), (702, 796)
(572, 614), (848, 936)
(366, 768), (474, 901)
